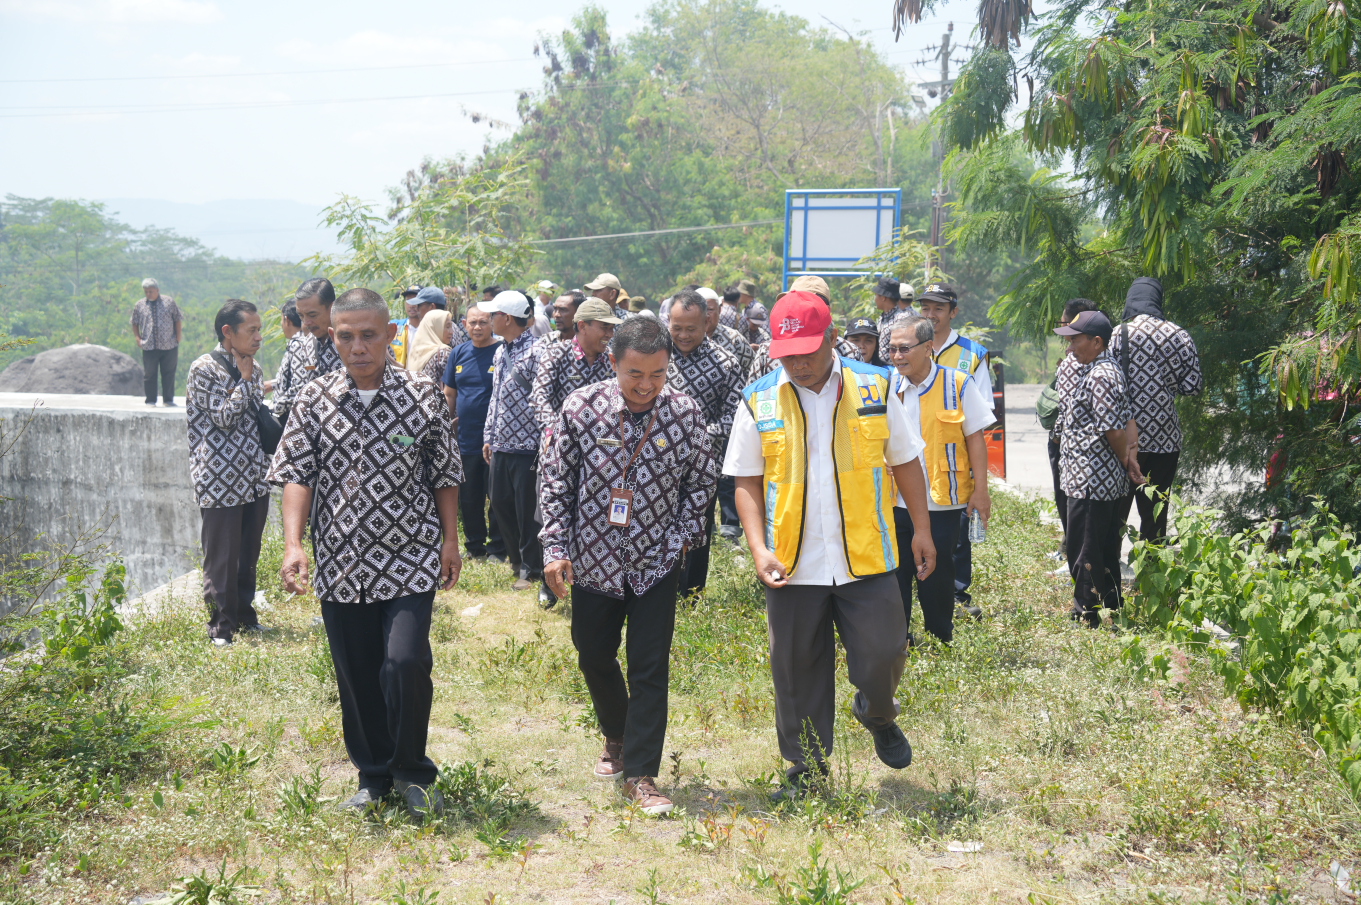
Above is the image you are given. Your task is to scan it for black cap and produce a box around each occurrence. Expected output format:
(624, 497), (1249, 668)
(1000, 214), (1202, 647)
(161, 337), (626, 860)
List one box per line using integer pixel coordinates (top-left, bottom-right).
(845, 316), (879, 338)
(1053, 309), (1113, 344)
(917, 282), (958, 307)
(872, 276), (900, 301)
(401, 284), (422, 298)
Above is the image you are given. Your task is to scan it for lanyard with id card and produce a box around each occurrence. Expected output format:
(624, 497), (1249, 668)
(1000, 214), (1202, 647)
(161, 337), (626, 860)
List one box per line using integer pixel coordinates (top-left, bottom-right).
(607, 408), (658, 528)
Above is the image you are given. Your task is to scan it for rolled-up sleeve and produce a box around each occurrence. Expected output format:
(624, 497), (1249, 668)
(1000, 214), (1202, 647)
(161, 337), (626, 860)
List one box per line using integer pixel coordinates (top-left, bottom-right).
(721, 400), (766, 477)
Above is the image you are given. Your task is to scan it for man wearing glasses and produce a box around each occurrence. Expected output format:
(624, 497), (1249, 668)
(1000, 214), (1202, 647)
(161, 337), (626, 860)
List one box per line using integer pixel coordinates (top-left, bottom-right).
(885, 317), (992, 645)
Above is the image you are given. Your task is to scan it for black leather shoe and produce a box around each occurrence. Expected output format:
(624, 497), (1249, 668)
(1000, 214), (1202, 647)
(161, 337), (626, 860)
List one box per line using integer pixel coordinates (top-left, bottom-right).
(868, 722), (912, 769)
(769, 762), (828, 804)
(394, 780), (444, 822)
(538, 585), (557, 610)
(337, 788), (385, 812)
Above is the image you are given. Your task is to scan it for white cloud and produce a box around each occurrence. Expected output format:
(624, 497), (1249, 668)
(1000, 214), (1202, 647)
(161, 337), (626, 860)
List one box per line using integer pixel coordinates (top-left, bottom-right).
(0, 0), (221, 24)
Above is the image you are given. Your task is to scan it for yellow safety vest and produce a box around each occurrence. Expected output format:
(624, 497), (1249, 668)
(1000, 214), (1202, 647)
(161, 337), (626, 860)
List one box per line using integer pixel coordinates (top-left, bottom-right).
(744, 358), (898, 579)
(914, 364), (975, 507)
(390, 319), (409, 367)
(934, 333), (988, 378)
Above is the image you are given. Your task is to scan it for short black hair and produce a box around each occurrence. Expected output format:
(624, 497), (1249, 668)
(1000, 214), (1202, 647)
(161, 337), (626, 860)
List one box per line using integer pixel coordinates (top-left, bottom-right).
(281, 301), (301, 329)
(215, 299), (257, 341)
(567, 288), (587, 305)
(333, 287), (389, 319)
(611, 314), (672, 361)
(295, 277), (335, 307)
(682, 283), (702, 291)
(510, 315), (529, 328)
(722, 288), (741, 304)
(1063, 298), (1098, 322)
(670, 288), (706, 316)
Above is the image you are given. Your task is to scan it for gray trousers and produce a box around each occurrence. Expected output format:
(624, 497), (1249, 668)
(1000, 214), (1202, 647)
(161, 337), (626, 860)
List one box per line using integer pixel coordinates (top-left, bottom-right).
(765, 572), (908, 774)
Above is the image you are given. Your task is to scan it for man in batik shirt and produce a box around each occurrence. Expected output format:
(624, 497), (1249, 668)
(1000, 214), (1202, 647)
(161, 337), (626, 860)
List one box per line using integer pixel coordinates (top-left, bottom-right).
(482, 290), (547, 593)
(666, 289), (743, 598)
(541, 316), (716, 818)
(702, 290), (755, 542)
(273, 278), (342, 423)
(1108, 277), (1202, 545)
(1053, 310), (1137, 627)
(270, 288), (463, 823)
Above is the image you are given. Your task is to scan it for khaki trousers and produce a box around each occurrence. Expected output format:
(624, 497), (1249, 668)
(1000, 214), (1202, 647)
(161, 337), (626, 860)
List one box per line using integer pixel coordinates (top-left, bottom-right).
(765, 572), (908, 775)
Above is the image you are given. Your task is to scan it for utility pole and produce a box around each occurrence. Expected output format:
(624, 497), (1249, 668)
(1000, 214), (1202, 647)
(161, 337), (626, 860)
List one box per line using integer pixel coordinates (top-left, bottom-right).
(918, 23), (956, 284)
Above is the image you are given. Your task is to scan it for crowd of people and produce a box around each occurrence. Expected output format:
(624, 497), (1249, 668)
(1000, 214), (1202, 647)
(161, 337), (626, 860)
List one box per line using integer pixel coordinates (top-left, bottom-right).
(176, 267), (1199, 822)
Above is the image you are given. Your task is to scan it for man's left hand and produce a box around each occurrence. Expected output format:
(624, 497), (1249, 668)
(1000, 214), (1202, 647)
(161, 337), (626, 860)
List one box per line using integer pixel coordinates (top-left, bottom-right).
(439, 540), (462, 589)
(911, 533), (937, 582)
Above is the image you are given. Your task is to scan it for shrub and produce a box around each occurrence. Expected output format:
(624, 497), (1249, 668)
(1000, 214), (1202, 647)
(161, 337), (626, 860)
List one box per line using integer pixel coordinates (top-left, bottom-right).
(1126, 500), (1361, 798)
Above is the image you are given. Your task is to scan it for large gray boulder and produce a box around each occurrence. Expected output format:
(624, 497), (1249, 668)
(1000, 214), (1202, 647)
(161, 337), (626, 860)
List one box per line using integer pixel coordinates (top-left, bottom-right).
(0, 344), (144, 395)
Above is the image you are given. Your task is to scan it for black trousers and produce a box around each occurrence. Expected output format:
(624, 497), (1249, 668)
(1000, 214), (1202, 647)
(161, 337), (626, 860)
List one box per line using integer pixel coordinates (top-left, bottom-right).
(142, 347), (178, 403)
(678, 496), (716, 600)
(489, 451), (541, 578)
(892, 506), (961, 643)
(200, 494), (269, 640)
(570, 568), (679, 779)
(1114, 450), (1180, 546)
(717, 475), (741, 535)
(953, 508), (973, 602)
(1049, 438), (1068, 543)
(1066, 497), (1123, 617)
(459, 452), (506, 557)
(321, 591), (438, 791)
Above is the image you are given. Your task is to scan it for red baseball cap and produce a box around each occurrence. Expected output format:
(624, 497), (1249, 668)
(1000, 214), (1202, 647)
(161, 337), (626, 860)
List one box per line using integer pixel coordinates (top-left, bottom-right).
(773, 291), (832, 359)
(769, 290), (832, 358)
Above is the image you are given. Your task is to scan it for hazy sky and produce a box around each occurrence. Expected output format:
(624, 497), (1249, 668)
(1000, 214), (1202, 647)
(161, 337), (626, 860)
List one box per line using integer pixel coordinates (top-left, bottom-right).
(1, 0), (982, 212)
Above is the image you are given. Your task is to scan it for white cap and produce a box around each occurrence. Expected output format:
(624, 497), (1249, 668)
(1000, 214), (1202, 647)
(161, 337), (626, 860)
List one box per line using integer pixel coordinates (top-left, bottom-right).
(536, 279), (555, 291)
(476, 290), (532, 318)
(696, 287), (721, 302)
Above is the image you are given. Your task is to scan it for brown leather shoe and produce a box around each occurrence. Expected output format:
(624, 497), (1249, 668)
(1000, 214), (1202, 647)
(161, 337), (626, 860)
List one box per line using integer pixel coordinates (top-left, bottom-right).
(594, 737), (623, 779)
(621, 776), (673, 816)
(512, 577), (532, 591)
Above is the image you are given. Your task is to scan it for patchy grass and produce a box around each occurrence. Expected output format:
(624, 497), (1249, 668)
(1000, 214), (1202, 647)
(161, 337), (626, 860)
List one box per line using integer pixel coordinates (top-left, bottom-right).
(2, 489), (1358, 904)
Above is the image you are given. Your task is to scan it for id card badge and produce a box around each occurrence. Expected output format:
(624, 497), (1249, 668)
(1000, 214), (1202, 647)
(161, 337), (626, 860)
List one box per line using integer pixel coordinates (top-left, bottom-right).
(608, 488), (634, 527)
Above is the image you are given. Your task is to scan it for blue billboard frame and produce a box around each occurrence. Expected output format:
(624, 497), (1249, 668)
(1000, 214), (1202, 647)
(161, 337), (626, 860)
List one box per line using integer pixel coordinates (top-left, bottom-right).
(783, 188), (902, 290)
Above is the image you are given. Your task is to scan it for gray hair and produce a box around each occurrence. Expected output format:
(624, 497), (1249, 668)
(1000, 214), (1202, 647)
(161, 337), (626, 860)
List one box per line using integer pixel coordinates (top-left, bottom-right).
(890, 315), (934, 346)
(611, 314), (672, 361)
(332, 287), (389, 318)
(670, 288), (706, 316)
(141, 277), (159, 289)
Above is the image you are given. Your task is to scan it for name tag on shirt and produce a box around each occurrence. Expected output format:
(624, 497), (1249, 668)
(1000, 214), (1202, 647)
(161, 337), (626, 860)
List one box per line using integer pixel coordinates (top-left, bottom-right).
(597, 437), (622, 448)
(389, 435), (415, 447)
(756, 419), (784, 432)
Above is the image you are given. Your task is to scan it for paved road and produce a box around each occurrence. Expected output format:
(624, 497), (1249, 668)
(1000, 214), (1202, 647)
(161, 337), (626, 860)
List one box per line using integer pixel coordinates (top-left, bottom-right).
(998, 383), (1051, 495)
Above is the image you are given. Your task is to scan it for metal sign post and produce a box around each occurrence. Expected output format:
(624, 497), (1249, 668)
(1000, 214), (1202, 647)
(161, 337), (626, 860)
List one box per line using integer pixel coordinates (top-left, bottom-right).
(783, 189), (902, 289)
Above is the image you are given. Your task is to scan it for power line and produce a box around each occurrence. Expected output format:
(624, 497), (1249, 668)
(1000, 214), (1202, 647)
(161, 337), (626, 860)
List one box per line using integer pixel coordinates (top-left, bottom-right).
(0, 57), (538, 85)
(531, 219), (783, 245)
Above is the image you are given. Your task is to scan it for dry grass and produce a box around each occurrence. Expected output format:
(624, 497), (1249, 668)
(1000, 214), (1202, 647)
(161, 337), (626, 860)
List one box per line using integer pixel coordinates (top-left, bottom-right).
(4, 490), (1359, 904)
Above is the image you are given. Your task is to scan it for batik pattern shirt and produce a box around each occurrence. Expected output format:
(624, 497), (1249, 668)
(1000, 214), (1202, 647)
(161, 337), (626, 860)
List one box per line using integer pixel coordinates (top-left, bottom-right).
(421, 347), (452, 388)
(186, 345), (269, 509)
(272, 333), (344, 416)
(719, 304), (738, 330)
(1059, 353), (1132, 501)
(484, 330), (542, 454)
(747, 336), (863, 382)
(540, 382), (716, 599)
(530, 337), (615, 431)
(876, 308), (912, 361)
(1107, 315), (1202, 453)
(668, 338), (744, 455)
(130, 295), (182, 350)
(708, 323), (755, 384)
(267, 364), (463, 603)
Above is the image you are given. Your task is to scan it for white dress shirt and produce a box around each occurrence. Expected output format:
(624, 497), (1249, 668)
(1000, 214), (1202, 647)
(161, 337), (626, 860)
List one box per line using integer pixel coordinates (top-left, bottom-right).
(936, 328), (995, 413)
(892, 362), (994, 510)
(722, 364), (925, 586)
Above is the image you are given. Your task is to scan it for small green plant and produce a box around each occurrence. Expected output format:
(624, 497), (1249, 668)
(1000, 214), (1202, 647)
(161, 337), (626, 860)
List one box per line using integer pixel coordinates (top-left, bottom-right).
(776, 841), (864, 905)
(389, 880), (439, 905)
(474, 821), (521, 859)
(433, 759), (537, 825)
(276, 767), (328, 821)
(41, 561), (125, 661)
(152, 859), (261, 904)
(306, 635), (338, 701)
(207, 742), (261, 776)
(636, 867), (667, 905)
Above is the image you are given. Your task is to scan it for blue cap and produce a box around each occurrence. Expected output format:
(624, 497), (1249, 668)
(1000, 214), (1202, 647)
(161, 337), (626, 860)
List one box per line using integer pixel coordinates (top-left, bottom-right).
(414, 286), (446, 309)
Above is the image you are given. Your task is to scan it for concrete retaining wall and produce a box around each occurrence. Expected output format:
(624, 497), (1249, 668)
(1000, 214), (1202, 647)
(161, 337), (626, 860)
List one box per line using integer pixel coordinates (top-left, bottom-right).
(0, 393), (201, 602)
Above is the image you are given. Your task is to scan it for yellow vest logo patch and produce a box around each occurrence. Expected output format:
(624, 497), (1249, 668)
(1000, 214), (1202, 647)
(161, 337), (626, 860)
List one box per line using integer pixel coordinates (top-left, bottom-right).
(858, 383), (882, 406)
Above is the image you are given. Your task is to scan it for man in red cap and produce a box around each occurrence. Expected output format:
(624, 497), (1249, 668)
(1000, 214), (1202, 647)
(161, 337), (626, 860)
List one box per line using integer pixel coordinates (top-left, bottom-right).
(723, 290), (937, 801)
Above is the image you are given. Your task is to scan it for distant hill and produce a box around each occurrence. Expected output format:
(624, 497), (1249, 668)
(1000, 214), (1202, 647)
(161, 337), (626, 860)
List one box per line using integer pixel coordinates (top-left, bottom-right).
(100, 198), (342, 263)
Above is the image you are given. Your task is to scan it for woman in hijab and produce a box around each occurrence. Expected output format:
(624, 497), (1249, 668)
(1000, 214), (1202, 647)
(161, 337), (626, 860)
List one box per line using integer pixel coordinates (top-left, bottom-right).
(408, 309), (452, 380)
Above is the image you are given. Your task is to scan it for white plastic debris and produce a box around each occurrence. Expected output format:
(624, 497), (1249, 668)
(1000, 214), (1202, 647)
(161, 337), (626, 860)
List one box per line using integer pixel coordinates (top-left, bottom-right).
(460, 603), (484, 618)
(1331, 861), (1354, 895)
(947, 841), (983, 853)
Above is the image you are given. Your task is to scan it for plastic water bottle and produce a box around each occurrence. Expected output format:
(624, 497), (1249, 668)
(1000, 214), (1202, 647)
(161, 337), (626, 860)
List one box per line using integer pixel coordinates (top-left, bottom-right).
(968, 508), (986, 544)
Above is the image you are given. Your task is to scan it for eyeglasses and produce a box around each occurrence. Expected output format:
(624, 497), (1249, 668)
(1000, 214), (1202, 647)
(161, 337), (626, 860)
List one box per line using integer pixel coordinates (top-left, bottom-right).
(885, 341), (928, 356)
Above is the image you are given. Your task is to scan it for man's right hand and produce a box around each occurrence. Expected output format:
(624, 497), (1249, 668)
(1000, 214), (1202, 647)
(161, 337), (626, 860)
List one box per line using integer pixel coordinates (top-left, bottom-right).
(482, 443), (492, 465)
(544, 559), (573, 600)
(751, 545), (789, 588)
(232, 349), (255, 379)
(281, 544), (309, 595)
